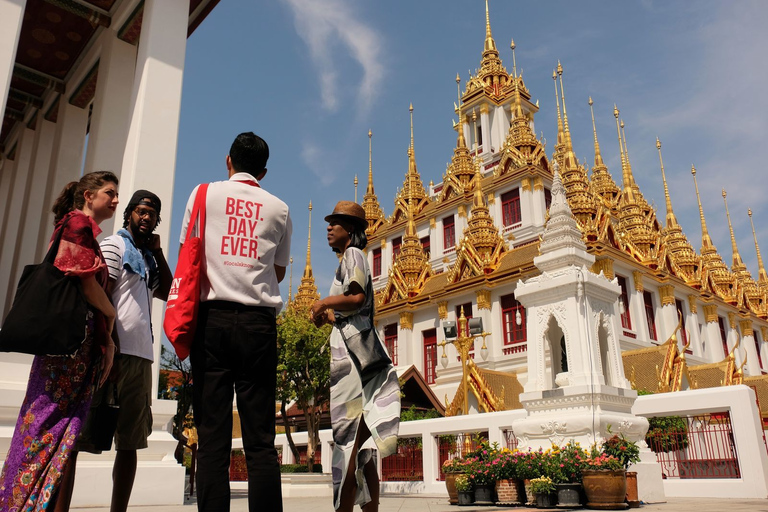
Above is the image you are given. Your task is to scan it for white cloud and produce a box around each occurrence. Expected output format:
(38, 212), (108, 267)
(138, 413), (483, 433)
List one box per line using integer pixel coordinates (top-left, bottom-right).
(282, 0), (385, 113)
(300, 141), (338, 186)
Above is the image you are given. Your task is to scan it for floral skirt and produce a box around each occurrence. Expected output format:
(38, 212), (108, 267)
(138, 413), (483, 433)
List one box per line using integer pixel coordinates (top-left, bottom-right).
(0, 320), (98, 512)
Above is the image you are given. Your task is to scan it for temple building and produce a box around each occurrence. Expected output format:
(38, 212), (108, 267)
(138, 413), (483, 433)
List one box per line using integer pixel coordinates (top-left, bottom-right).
(354, 1), (768, 417)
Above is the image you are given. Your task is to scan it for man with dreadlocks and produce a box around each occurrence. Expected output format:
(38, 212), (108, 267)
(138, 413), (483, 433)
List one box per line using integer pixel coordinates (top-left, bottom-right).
(78, 189), (172, 512)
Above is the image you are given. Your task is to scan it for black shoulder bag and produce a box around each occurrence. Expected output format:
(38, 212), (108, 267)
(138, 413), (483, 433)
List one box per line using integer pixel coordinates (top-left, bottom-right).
(0, 216), (89, 356)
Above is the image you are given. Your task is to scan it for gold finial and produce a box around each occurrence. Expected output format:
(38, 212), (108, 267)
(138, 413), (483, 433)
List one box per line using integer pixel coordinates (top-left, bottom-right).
(748, 208), (768, 284)
(288, 256), (293, 302)
(456, 73), (466, 148)
(557, 60), (563, 75)
(657, 137), (676, 228)
(588, 96), (604, 167)
(510, 38), (517, 78)
(691, 165), (713, 246)
(553, 70), (564, 149)
(354, 175), (358, 203)
(367, 129), (374, 194)
(557, 61), (574, 155)
(409, 103), (415, 154)
(483, 0), (496, 52)
(307, 200), (313, 265)
(722, 189), (746, 270)
(614, 106), (631, 194)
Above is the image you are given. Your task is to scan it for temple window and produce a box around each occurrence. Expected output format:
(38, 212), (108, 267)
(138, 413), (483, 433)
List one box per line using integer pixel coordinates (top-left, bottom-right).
(384, 323), (398, 366)
(675, 299), (689, 350)
(423, 328), (437, 384)
(718, 316), (729, 356)
(443, 215), (455, 252)
(616, 275), (632, 330)
(475, 125), (483, 148)
(755, 329), (764, 370)
(643, 291), (657, 341)
(501, 189), (521, 227)
(544, 188), (552, 211)
(392, 236), (402, 261)
(420, 235), (430, 259)
(501, 293), (527, 354)
(372, 248), (382, 278)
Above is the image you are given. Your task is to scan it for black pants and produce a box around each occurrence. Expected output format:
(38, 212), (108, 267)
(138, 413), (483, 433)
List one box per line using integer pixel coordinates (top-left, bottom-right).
(191, 301), (282, 512)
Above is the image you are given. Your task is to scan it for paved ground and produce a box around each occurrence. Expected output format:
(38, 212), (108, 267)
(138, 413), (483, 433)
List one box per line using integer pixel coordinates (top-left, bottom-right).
(74, 493), (768, 512)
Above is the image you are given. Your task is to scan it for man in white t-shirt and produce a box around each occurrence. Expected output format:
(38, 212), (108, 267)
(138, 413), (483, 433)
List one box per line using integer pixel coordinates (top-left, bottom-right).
(179, 132), (291, 512)
(79, 189), (172, 512)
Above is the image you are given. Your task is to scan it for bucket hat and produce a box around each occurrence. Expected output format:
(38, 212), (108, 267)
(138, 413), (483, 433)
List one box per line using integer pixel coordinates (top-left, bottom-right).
(324, 201), (367, 231)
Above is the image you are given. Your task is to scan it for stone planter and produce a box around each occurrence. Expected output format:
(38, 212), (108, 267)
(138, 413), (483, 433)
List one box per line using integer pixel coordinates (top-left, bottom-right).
(495, 478), (525, 505)
(625, 471), (639, 508)
(444, 473), (459, 505)
(457, 490), (474, 506)
(556, 482), (582, 508)
(523, 479), (536, 506)
(582, 469), (628, 510)
(473, 483), (495, 504)
(536, 492), (558, 508)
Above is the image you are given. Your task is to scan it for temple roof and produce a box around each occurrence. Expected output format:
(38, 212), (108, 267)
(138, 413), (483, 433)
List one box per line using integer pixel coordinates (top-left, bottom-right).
(445, 359), (523, 416)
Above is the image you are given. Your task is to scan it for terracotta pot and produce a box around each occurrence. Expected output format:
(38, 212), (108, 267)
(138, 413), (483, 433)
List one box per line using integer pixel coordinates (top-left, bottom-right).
(444, 473), (459, 505)
(582, 469), (628, 510)
(536, 492), (558, 508)
(457, 490), (474, 506)
(523, 478), (536, 506)
(473, 483), (495, 504)
(557, 482), (582, 507)
(625, 471), (640, 508)
(495, 478), (525, 505)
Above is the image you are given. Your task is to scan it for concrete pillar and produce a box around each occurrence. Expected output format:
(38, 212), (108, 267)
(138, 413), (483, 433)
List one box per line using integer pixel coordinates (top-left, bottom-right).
(740, 320), (761, 376)
(9, 120), (55, 293)
(0, 0), (26, 117)
(0, 155), (16, 236)
(0, 128), (34, 318)
(701, 304), (724, 361)
(36, 101), (89, 260)
(119, 0), (189, 397)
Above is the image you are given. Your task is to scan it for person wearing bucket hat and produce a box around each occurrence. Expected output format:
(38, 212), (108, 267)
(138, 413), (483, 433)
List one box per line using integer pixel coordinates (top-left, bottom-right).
(75, 188), (172, 512)
(311, 201), (400, 511)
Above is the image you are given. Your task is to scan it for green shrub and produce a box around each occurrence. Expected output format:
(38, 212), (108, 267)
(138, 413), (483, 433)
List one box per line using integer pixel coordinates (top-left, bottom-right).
(646, 416), (689, 453)
(280, 463), (323, 473)
(529, 476), (556, 495)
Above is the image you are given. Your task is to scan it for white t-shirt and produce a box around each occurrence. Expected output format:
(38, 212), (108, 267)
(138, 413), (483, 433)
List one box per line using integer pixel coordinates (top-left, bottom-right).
(179, 172), (292, 310)
(100, 235), (158, 362)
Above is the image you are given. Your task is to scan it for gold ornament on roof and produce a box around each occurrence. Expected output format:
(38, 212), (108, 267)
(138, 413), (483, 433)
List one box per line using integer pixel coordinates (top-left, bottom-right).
(362, 129), (386, 236)
(391, 104), (430, 223)
(441, 74), (476, 201)
(588, 97), (620, 210)
(294, 201), (320, 311)
(691, 165), (735, 301)
(723, 189), (758, 309)
(495, 79), (548, 177)
(655, 138), (699, 285)
(447, 166), (506, 284)
(748, 209), (768, 317)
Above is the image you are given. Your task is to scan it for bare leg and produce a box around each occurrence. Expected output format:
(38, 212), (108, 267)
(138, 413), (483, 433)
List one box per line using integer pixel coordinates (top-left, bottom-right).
(53, 451), (78, 512)
(111, 449), (137, 512)
(360, 458), (379, 512)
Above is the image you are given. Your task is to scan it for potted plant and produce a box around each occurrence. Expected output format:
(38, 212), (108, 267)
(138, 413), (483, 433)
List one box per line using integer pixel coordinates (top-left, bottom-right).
(529, 476), (557, 508)
(491, 449), (525, 505)
(455, 474), (474, 506)
(553, 441), (587, 508)
(516, 449), (542, 506)
(467, 455), (496, 504)
(581, 454), (626, 509)
(602, 432), (641, 508)
(441, 457), (465, 505)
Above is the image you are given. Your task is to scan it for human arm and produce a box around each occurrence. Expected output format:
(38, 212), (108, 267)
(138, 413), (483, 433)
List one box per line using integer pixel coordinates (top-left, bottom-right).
(310, 281), (365, 326)
(150, 235), (173, 301)
(275, 265), (286, 283)
(81, 275), (116, 386)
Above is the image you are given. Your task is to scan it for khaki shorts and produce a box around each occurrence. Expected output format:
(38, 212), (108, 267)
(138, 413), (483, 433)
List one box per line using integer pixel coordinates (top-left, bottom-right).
(80, 354), (153, 453)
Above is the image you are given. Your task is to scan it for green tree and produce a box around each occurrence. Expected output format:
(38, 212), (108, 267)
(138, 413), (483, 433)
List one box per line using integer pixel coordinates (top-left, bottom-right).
(159, 345), (193, 462)
(276, 307), (331, 472)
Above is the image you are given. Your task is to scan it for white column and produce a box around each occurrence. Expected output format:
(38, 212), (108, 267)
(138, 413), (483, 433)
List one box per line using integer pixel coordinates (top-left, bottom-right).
(0, 128), (34, 318)
(529, 184), (545, 228)
(119, 0), (189, 397)
(657, 301), (678, 343)
(740, 321), (761, 376)
(0, 155), (16, 236)
(9, 120), (55, 292)
(36, 101), (89, 260)
(0, 0), (26, 118)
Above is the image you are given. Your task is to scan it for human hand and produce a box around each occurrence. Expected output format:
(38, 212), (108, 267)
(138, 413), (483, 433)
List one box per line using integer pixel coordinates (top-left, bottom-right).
(99, 337), (116, 388)
(149, 234), (162, 252)
(312, 309), (334, 327)
(309, 300), (326, 324)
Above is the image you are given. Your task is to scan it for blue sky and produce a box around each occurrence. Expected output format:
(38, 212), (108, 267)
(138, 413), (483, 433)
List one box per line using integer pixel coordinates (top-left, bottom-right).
(171, 0), (768, 298)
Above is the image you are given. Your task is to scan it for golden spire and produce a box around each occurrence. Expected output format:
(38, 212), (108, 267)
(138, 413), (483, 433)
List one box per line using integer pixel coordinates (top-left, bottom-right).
(362, 129), (386, 235)
(354, 174), (358, 203)
(456, 73), (466, 149)
(385, 194), (431, 301)
(294, 201), (320, 310)
(392, 104), (428, 222)
(443, 74), (475, 195)
(657, 138), (678, 229)
(692, 165), (734, 299)
(588, 97), (619, 207)
(722, 190), (748, 274)
(552, 70), (565, 168)
(510, 39), (517, 78)
(288, 256), (293, 303)
(614, 106), (633, 199)
(484, 0), (496, 53)
(557, 61), (576, 167)
(749, 209), (768, 286)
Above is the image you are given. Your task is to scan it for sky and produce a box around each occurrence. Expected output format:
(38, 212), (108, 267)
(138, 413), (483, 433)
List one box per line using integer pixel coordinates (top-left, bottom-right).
(171, 0), (768, 299)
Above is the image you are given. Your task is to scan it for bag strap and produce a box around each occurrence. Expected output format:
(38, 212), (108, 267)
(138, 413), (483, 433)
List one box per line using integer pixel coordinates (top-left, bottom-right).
(44, 215), (73, 264)
(184, 184), (209, 242)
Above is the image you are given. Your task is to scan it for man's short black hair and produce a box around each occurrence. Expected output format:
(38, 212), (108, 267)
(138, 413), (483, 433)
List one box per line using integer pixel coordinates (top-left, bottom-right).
(229, 132), (269, 176)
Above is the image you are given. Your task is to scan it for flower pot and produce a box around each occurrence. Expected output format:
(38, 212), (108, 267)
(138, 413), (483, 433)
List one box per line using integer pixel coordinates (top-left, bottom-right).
(625, 471), (640, 508)
(582, 469), (628, 510)
(495, 478), (525, 505)
(457, 490), (474, 506)
(473, 483), (495, 504)
(536, 492), (558, 508)
(523, 479), (536, 506)
(445, 473), (459, 505)
(556, 483), (582, 508)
